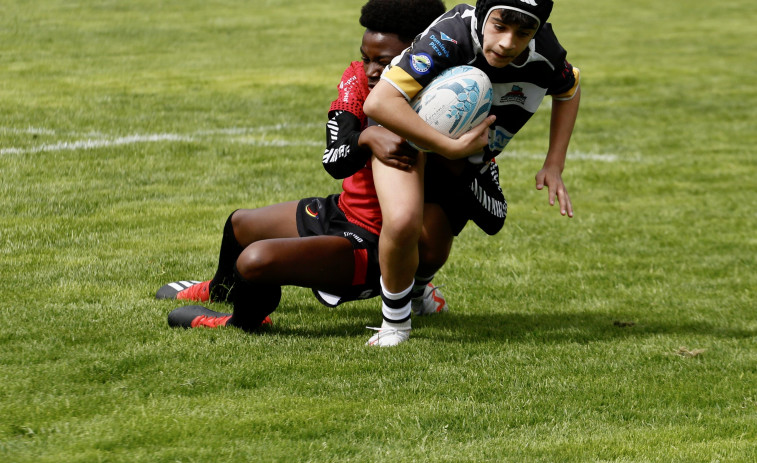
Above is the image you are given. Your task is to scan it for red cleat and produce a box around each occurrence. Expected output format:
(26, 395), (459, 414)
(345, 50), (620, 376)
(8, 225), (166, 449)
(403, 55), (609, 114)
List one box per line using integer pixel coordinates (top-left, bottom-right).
(168, 305), (272, 330)
(176, 280), (211, 302)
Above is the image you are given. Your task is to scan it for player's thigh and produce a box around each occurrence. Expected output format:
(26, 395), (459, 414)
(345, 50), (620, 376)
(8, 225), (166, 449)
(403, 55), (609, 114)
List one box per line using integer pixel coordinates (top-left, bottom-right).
(238, 235), (357, 288)
(232, 201), (299, 246)
(371, 154), (426, 236)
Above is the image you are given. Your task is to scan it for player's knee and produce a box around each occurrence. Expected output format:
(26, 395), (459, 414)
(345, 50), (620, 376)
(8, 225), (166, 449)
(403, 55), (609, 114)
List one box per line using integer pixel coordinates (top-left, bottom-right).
(235, 243), (276, 281)
(418, 240), (450, 271)
(231, 209), (265, 247)
(230, 209), (252, 235)
(382, 210), (423, 244)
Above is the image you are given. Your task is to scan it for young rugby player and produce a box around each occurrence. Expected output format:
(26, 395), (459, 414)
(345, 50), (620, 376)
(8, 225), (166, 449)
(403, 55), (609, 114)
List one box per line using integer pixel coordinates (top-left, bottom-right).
(158, 0), (506, 341)
(362, 0), (581, 345)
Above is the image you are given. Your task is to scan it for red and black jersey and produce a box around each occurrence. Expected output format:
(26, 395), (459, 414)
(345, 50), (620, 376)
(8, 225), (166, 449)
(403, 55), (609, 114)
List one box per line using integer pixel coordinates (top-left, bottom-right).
(322, 61), (382, 236)
(323, 61), (372, 178)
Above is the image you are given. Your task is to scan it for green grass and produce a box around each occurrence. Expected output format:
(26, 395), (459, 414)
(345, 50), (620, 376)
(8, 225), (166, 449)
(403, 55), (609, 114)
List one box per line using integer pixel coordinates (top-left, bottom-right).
(2, 0), (756, 461)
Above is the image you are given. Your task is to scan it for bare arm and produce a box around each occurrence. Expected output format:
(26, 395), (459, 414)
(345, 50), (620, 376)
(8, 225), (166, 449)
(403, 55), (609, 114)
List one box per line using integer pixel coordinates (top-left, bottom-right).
(363, 80), (494, 160)
(535, 85), (581, 217)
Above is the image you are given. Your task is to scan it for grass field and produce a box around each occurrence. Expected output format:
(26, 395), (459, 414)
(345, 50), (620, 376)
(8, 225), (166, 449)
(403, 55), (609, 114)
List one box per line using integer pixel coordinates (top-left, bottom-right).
(2, 0), (756, 461)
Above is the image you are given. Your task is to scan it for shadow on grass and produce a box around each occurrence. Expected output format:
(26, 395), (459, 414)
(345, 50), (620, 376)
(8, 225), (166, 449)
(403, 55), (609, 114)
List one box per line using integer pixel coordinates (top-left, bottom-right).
(414, 311), (757, 345)
(257, 302), (756, 345)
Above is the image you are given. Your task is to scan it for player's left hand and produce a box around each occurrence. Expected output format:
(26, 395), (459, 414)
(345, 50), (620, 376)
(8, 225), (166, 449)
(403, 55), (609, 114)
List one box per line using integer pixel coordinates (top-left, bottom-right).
(535, 164), (573, 218)
(362, 126), (418, 170)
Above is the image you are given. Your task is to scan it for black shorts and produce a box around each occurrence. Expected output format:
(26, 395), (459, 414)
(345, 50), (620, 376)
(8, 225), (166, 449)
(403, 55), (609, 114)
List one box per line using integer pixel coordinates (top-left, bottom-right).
(296, 194), (381, 307)
(424, 159), (470, 236)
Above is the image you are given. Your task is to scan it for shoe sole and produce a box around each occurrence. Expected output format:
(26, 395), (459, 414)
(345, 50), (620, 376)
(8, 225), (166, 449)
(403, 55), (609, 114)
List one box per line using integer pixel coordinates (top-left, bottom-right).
(167, 305), (272, 329)
(168, 305), (230, 328)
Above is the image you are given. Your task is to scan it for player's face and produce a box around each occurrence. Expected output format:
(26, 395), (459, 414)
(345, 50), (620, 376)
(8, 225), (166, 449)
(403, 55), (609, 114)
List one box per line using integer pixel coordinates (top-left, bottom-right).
(481, 11), (537, 68)
(361, 30), (410, 89)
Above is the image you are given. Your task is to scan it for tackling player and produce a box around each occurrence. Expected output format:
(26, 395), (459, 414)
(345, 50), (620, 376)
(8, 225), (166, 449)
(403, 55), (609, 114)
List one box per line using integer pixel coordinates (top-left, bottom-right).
(157, 0), (506, 339)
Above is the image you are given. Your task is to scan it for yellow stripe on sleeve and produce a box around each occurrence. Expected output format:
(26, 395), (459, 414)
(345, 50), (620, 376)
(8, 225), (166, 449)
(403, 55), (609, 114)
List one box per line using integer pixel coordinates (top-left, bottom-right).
(553, 67), (581, 101)
(383, 66), (424, 101)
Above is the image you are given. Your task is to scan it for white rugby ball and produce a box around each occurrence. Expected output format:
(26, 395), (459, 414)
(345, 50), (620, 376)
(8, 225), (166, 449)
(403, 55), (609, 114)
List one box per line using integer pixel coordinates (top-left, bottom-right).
(408, 66), (493, 151)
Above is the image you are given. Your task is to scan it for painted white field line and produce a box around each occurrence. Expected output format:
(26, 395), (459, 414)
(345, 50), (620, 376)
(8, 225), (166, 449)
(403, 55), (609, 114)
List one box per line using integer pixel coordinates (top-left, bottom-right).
(2, 125), (629, 162)
(194, 123), (321, 135)
(496, 151), (638, 163)
(0, 126), (58, 136)
(234, 139), (322, 147)
(0, 123), (320, 137)
(0, 123), (323, 155)
(1, 134), (193, 155)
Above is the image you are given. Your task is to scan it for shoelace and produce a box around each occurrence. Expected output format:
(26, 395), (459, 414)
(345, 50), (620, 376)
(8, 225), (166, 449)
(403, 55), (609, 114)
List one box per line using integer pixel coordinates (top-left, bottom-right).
(428, 283), (445, 294)
(365, 326), (410, 334)
(365, 326), (411, 346)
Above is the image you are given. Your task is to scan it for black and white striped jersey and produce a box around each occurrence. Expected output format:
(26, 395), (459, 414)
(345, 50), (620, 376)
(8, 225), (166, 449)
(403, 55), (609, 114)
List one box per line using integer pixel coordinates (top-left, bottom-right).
(382, 3), (579, 162)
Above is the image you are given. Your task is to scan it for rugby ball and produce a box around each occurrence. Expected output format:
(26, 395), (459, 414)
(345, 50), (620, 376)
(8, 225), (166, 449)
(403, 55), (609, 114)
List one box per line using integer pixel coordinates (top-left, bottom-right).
(408, 65), (493, 151)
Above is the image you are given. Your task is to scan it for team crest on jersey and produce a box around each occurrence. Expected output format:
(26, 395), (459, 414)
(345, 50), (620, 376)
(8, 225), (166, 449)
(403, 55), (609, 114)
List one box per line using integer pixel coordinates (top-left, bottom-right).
(410, 53), (433, 74)
(500, 85), (527, 105)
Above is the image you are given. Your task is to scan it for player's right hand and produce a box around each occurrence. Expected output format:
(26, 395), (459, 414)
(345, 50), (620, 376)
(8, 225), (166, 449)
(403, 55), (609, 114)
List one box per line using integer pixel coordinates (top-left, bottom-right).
(443, 115), (496, 160)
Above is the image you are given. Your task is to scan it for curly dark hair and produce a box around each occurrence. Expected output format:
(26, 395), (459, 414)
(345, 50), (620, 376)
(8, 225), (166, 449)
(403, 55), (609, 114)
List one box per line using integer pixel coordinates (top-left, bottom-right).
(359, 0), (447, 42)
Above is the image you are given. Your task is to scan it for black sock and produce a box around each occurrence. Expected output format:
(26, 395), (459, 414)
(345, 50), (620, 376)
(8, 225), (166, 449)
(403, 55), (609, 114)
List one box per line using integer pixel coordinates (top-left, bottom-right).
(209, 211), (244, 301)
(227, 265), (281, 332)
(411, 273), (435, 299)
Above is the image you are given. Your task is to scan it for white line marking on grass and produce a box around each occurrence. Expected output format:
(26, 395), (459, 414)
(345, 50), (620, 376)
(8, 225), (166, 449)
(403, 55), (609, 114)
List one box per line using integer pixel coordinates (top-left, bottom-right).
(2, 124), (632, 162)
(195, 123), (321, 135)
(0, 126), (58, 135)
(1, 134), (194, 155)
(568, 152), (626, 162)
(497, 151), (636, 163)
(0, 123), (323, 155)
(234, 139), (322, 147)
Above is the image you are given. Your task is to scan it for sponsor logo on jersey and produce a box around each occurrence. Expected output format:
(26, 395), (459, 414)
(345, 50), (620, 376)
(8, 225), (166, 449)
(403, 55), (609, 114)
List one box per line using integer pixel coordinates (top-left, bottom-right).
(519, 0), (538, 6)
(500, 85), (527, 105)
(470, 178), (507, 219)
(340, 75), (358, 103)
(489, 125), (514, 153)
(343, 231), (364, 243)
(305, 205), (319, 218)
(410, 53), (433, 74)
(428, 35), (450, 58)
(440, 32), (458, 44)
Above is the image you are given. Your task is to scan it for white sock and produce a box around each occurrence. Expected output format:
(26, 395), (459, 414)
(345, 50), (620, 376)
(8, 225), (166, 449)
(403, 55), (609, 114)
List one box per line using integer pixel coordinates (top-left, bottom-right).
(380, 276), (412, 330)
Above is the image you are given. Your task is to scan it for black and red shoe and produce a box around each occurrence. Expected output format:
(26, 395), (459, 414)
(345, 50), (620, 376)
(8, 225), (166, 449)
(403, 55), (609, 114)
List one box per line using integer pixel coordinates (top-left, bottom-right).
(156, 280), (210, 302)
(167, 305), (271, 329)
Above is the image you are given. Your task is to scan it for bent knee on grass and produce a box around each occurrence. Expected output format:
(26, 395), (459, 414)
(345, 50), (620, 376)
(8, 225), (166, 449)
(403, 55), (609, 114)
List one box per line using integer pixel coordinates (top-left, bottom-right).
(236, 243), (279, 282)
